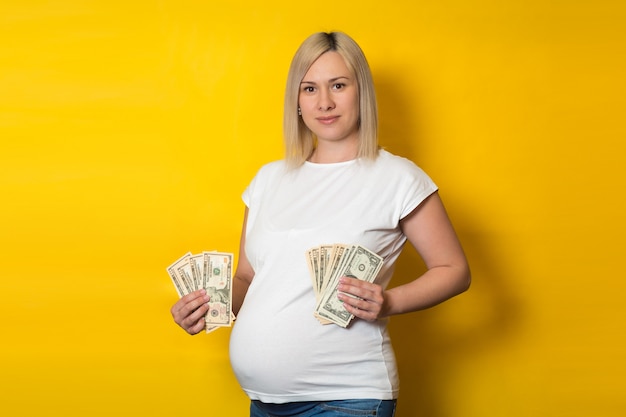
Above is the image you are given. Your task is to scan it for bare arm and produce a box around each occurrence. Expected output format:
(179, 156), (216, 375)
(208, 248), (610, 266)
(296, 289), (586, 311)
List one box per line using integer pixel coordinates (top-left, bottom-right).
(383, 191), (470, 315)
(171, 207), (255, 334)
(338, 191), (470, 320)
(231, 207), (255, 317)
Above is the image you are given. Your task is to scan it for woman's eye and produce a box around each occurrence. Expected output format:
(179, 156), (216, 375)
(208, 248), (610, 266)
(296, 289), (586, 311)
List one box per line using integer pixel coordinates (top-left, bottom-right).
(332, 83), (345, 90)
(303, 86), (315, 93)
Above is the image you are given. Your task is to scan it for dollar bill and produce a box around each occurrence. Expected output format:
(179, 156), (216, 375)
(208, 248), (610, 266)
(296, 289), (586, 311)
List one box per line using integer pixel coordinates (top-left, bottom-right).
(203, 251), (233, 330)
(321, 244), (348, 293)
(306, 247), (321, 299)
(166, 252), (193, 297)
(318, 244), (333, 295)
(189, 253), (205, 291)
(311, 244), (383, 328)
(177, 262), (195, 296)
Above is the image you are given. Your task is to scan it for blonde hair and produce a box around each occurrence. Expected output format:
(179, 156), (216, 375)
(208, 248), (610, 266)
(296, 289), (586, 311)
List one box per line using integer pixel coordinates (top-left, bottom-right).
(283, 32), (379, 167)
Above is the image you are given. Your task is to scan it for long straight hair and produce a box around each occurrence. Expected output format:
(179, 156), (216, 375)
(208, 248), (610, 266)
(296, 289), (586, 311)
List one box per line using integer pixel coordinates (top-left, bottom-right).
(283, 32), (379, 167)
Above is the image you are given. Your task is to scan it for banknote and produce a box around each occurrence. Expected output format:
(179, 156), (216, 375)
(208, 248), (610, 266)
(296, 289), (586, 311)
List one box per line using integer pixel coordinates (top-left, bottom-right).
(189, 253), (205, 291)
(167, 252), (193, 297)
(167, 250), (234, 333)
(203, 252), (233, 329)
(306, 246), (320, 294)
(306, 244), (384, 327)
(318, 244), (333, 295)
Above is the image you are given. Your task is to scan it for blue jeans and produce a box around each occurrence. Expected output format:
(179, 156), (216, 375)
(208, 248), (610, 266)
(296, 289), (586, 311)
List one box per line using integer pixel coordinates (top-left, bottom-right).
(250, 399), (397, 417)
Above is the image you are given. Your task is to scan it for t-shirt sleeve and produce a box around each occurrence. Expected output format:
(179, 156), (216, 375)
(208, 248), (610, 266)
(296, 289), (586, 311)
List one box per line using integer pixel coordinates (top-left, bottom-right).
(242, 176), (256, 207)
(242, 161), (279, 208)
(398, 162), (439, 219)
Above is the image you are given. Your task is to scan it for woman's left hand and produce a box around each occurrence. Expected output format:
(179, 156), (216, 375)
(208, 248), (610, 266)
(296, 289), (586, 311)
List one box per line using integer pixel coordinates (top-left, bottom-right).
(336, 277), (387, 322)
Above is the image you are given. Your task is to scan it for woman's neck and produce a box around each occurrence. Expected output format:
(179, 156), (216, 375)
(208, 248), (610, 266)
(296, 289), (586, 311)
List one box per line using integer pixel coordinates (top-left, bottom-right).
(308, 141), (358, 164)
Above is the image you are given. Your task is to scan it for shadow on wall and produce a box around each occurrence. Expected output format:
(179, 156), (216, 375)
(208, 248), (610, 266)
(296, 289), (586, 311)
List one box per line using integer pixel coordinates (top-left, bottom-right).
(376, 71), (523, 416)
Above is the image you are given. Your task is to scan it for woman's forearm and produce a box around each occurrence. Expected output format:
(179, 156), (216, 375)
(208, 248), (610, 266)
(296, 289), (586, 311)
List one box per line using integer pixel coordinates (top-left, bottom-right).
(383, 264), (470, 317)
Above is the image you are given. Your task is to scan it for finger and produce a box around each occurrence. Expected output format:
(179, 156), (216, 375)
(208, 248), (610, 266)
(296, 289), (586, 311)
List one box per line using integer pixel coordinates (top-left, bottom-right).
(171, 289), (208, 315)
(173, 289), (209, 316)
(172, 293), (210, 325)
(341, 298), (378, 321)
(185, 316), (207, 335)
(338, 276), (377, 291)
(179, 301), (210, 333)
(183, 301), (210, 324)
(339, 292), (371, 311)
(337, 280), (380, 304)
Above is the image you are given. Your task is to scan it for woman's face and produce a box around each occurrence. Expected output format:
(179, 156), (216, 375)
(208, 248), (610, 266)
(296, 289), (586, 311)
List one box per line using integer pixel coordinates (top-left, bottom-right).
(298, 51), (359, 146)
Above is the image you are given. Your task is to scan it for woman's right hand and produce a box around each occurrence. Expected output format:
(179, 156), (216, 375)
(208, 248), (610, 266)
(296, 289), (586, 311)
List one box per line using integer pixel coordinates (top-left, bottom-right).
(171, 289), (211, 335)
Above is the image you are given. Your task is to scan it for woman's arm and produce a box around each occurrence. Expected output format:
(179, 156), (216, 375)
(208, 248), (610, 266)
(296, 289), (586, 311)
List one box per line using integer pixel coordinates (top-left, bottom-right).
(231, 208), (255, 317)
(338, 191), (470, 320)
(383, 191), (470, 315)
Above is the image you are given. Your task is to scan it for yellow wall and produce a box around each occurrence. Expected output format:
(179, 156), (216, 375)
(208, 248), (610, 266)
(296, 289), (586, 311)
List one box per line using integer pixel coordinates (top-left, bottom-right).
(1, 1), (624, 416)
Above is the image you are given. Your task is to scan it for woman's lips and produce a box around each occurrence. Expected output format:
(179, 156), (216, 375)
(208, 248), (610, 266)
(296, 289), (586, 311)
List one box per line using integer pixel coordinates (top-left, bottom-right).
(316, 116), (339, 125)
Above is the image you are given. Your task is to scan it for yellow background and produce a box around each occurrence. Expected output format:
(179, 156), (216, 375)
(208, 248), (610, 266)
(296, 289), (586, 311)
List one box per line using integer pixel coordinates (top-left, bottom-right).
(1, 1), (624, 416)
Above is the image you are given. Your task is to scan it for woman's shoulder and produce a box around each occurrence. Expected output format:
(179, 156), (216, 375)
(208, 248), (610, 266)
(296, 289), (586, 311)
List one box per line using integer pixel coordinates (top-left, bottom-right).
(376, 149), (427, 174)
(254, 159), (288, 177)
(244, 159), (287, 199)
(374, 149), (438, 201)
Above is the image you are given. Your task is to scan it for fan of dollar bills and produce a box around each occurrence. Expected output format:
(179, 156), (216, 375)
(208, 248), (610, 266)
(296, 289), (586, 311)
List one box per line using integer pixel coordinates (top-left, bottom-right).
(306, 244), (384, 328)
(167, 251), (234, 333)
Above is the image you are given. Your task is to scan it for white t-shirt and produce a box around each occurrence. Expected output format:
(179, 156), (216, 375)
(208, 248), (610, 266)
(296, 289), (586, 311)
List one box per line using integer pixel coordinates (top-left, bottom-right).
(229, 149), (438, 403)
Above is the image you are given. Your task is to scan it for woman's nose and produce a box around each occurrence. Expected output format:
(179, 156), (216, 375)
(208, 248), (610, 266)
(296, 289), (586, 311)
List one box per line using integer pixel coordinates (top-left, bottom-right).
(318, 90), (335, 111)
